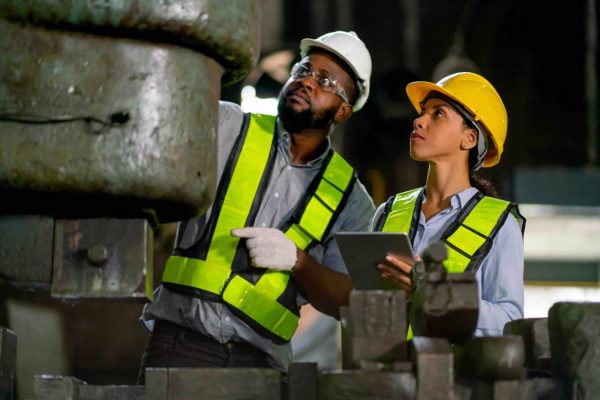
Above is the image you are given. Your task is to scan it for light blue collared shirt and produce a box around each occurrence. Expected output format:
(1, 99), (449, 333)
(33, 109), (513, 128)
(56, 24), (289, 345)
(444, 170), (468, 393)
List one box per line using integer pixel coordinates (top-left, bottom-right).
(372, 187), (524, 336)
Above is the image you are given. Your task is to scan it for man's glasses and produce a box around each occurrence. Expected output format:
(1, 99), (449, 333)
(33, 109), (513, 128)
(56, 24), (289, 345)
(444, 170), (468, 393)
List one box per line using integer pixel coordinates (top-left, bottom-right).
(290, 63), (350, 104)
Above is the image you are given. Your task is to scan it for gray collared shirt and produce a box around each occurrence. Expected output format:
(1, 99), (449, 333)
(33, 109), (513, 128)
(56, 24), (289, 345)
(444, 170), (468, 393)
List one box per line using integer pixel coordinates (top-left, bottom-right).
(142, 101), (375, 371)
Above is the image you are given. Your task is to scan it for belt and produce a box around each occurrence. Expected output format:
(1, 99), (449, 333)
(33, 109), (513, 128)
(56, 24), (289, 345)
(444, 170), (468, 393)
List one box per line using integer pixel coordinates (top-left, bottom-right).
(152, 319), (269, 359)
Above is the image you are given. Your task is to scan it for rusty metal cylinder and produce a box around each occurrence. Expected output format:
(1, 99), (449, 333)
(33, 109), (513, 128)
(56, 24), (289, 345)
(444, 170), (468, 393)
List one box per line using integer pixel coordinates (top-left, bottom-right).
(0, 0), (261, 222)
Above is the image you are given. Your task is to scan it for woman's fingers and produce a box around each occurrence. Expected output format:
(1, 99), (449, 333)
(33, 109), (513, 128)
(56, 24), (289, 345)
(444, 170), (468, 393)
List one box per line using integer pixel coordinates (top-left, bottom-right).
(384, 254), (414, 274)
(377, 263), (412, 293)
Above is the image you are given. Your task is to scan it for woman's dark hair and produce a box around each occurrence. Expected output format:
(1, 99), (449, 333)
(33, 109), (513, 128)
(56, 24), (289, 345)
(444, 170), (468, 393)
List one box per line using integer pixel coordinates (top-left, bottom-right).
(464, 119), (499, 197)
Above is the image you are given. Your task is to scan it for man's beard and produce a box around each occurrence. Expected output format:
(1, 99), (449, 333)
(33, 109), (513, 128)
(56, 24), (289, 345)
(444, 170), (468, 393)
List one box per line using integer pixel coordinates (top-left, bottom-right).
(277, 92), (338, 133)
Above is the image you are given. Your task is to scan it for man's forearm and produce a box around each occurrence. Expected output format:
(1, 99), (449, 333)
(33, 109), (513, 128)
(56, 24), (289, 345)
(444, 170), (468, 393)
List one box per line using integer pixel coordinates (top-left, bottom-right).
(291, 249), (353, 319)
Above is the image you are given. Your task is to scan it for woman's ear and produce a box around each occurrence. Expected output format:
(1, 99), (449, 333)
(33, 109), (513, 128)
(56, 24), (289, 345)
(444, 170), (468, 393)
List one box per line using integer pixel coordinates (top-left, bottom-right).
(461, 128), (478, 150)
(334, 102), (353, 125)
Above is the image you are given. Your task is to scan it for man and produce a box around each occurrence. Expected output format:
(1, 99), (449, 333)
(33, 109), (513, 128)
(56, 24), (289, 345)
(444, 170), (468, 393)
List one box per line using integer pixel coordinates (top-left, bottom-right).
(138, 31), (375, 377)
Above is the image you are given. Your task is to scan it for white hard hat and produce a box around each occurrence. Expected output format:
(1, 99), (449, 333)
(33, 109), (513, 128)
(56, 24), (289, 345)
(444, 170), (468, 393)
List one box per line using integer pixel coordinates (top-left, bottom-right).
(300, 31), (372, 111)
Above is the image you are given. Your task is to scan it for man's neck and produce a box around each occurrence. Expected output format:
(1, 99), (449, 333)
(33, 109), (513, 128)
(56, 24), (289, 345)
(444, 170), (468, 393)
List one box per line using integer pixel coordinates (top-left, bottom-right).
(288, 129), (330, 164)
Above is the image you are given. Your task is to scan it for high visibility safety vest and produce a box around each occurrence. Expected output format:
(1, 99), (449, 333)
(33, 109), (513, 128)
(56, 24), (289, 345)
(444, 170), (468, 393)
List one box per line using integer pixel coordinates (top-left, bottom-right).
(162, 113), (356, 343)
(377, 188), (525, 274)
(377, 187), (525, 340)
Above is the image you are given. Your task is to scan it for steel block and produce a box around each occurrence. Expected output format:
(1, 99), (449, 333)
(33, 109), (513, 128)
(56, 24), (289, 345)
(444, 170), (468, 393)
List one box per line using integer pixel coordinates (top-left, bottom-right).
(504, 318), (551, 372)
(0, 328), (16, 400)
(319, 370), (416, 400)
(33, 375), (86, 400)
(52, 218), (152, 300)
(286, 362), (317, 400)
(409, 272), (478, 344)
(455, 336), (525, 381)
(410, 337), (453, 400)
(341, 290), (407, 369)
(530, 378), (563, 400)
(548, 302), (600, 400)
(78, 385), (144, 400)
(145, 368), (282, 400)
(493, 380), (536, 399)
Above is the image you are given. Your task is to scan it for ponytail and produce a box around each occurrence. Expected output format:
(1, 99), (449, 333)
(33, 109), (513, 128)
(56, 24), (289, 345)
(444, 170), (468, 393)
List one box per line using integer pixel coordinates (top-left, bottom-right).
(468, 147), (498, 197)
(469, 174), (498, 197)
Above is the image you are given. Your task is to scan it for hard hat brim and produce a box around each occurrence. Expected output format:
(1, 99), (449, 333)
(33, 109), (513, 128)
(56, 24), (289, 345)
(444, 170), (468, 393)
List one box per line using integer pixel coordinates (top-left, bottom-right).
(405, 81), (475, 116)
(405, 81), (500, 167)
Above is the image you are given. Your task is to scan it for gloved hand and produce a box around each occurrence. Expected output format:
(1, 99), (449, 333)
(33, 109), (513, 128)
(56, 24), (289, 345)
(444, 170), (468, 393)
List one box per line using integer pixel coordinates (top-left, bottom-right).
(231, 227), (297, 271)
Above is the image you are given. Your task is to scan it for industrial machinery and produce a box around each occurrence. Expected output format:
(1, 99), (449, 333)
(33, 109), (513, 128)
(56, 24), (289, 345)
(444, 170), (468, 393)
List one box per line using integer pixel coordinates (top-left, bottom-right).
(1, 1), (599, 400)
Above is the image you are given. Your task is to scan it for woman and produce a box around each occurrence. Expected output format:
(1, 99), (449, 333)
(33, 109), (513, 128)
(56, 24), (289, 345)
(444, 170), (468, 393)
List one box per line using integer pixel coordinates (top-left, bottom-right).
(372, 72), (525, 336)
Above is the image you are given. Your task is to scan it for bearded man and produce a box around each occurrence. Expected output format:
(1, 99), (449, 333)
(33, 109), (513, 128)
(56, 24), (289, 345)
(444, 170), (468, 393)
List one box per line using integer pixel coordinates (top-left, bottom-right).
(138, 31), (375, 378)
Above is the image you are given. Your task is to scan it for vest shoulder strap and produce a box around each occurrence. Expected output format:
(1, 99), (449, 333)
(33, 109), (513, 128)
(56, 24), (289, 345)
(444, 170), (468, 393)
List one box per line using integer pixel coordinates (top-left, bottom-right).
(442, 193), (524, 273)
(381, 187), (424, 243)
(283, 150), (357, 251)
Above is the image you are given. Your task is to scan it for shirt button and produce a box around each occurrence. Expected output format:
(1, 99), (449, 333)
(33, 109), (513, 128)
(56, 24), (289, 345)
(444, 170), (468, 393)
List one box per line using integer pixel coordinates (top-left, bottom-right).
(274, 192), (280, 198)
(261, 223), (267, 227)
(225, 316), (230, 322)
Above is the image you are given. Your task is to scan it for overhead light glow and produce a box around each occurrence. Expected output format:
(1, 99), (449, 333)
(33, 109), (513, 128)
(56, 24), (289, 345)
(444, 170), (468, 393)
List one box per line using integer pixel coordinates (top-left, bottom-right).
(240, 86), (278, 115)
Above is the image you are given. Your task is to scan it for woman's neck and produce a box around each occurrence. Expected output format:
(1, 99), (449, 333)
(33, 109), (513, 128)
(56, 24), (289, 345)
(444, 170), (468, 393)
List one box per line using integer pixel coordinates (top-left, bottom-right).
(422, 162), (471, 220)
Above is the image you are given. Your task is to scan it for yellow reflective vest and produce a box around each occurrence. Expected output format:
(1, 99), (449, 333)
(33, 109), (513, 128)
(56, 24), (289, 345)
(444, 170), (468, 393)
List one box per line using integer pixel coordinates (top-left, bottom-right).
(377, 188), (525, 273)
(377, 187), (525, 340)
(162, 113), (356, 343)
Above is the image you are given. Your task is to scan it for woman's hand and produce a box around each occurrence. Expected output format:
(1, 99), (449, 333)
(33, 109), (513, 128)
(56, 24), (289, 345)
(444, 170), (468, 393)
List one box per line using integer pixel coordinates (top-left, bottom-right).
(377, 254), (421, 294)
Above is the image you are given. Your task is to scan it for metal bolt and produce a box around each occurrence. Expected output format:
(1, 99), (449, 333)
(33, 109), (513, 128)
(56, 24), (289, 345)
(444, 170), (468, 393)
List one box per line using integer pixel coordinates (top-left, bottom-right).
(86, 245), (108, 266)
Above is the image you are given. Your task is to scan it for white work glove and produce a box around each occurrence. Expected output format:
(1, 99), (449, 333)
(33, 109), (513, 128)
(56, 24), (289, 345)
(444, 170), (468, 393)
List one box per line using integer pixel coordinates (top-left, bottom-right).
(231, 227), (297, 271)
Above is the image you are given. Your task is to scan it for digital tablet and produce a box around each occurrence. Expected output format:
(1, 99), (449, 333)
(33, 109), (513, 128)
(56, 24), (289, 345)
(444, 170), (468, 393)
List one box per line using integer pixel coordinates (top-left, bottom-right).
(334, 232), (415, 291)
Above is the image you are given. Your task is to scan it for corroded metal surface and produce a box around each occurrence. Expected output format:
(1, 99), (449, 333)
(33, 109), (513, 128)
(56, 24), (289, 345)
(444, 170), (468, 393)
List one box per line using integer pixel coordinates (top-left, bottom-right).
(504, 317), (551, 372)
(0, 19), (221, 221)
(0, 328), (16, 400)
(145, 368), (282, 400)
(455, 336), (525, 381)
(52, 219), (153, 300)
(319, 370), (416, 400)
(0, 0), (260, 84)
(548, 302), (600, 400)
(33, 375), (86, 400)
(34, 375), (144, 400)
(410, 337), (453, 400)
(0, 215), (54, 285)
(341, 290), (407, 369)
(409, 272), (479, 344)
(287, 362), (318, 400)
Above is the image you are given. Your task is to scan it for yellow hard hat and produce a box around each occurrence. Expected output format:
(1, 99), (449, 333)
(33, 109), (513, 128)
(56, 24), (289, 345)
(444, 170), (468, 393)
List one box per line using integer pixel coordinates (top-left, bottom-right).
(405, 72), (507, 168)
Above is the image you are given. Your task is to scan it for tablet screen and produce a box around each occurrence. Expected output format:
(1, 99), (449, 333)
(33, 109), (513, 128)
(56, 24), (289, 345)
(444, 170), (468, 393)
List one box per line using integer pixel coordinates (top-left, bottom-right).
(334, 232), (415, 291)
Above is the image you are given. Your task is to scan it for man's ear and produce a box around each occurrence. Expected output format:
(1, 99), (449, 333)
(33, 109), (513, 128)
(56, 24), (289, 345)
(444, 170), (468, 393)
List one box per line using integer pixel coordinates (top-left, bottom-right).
(461, 128), (478, 150)
(334, 102), (353, 124)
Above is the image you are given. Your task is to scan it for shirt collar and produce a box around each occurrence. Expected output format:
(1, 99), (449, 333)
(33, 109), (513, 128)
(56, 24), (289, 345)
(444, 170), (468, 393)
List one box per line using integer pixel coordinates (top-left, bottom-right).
(422, 186), (480, 211)
(450, 187), (480, 210)
(277, 118), (332, 167)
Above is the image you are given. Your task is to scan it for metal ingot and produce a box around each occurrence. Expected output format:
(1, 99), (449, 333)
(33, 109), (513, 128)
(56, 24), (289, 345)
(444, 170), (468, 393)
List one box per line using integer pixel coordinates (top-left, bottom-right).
(409, 272), (479, 344)
(0, 1), (261, 222)
(455, 336), (525, 381)
(341, 290), (408, 369)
